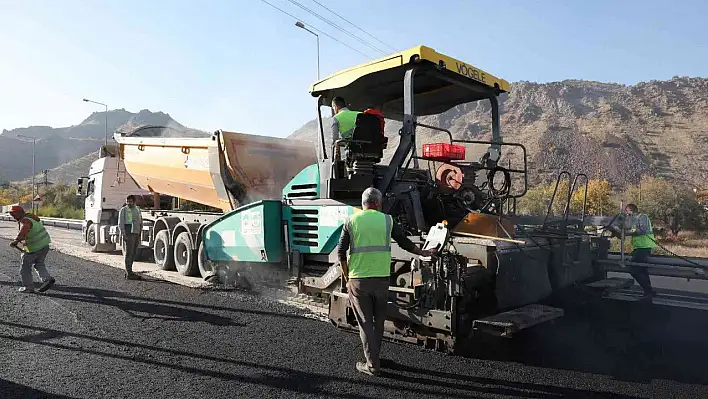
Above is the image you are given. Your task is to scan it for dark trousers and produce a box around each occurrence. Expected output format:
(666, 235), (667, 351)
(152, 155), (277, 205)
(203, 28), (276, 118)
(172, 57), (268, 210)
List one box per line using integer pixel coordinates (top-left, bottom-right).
(348, 277), (389, 370)
(122, 233), (140, 274)
(629, 248), (654, 294)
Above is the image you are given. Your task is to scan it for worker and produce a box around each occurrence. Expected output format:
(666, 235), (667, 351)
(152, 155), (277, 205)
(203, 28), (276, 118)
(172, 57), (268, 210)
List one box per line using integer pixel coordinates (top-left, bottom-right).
(8, 205), (56, 293)
(624, 203), (657, 299)
(330, 96), (361, 160)
(337, 187), (437, 376)
(118, 195), (143, 280)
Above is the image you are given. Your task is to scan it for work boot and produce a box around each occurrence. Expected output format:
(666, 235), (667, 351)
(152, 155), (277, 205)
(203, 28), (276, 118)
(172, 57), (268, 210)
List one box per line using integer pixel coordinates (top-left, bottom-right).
(355, 362), (380, 376)
(18, 286), (35, 294)
(38, 277), (56, 293)
(125, 272), (142, 280)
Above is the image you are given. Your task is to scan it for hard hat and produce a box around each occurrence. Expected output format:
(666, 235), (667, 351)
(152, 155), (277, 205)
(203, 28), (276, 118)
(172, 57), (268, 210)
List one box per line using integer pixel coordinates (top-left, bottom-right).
(9, 205), (24, 214)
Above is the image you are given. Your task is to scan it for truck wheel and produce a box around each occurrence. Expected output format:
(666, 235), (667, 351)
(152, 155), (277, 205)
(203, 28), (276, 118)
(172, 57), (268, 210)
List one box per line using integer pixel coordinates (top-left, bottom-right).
(154, 230), (175, 271)
(174, 232), (199, 276)
(197, 241), (216, 279)
(86, 224), (99, 253)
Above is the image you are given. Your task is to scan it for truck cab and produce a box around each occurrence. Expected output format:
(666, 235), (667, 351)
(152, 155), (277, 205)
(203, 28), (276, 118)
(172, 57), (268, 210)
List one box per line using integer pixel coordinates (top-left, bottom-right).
(79, 154), (152, 253)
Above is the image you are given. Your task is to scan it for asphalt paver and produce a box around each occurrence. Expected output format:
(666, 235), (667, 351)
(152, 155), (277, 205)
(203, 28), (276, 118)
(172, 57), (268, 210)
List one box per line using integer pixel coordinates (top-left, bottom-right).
(1, 238), (708, 398)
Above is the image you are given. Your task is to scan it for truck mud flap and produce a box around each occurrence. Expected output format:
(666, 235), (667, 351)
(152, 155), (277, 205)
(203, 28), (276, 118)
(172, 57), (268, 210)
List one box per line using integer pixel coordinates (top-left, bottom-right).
(472, 304), (564, 338)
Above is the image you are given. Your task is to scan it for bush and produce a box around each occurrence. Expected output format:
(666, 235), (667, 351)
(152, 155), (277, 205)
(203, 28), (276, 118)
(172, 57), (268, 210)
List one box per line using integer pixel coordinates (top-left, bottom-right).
(36, 205), (84, 219)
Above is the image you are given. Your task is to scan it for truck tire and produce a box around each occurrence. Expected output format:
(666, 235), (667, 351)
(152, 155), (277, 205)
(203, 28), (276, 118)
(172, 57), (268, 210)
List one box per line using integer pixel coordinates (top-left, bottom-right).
(86, 224), (99, 253)
(197, 241), (216, 279)
(174, 231), (199, 276)
(137, 248), (154, 262)
(154, 230), (175, 271)
(123, 245), (152, 262)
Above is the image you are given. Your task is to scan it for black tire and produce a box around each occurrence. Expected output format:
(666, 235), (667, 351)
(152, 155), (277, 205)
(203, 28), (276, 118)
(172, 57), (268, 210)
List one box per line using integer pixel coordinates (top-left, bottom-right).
(197, 240), (216, 279)
(137, 248), (154, 262)
(153, 230), (175, 271)
(174, 232), (199, 276)
(86, 223), (99, 253)
(125, 246), (152, 262)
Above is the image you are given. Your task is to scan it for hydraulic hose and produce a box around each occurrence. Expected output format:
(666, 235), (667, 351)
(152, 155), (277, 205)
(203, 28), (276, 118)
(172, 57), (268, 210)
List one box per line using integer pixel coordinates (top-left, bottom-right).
(588, 214), (706, 270)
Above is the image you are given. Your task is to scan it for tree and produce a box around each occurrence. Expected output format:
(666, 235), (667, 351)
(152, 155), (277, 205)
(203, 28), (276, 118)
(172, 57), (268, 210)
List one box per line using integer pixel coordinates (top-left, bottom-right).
(517, 178), (575, 217)
(623, 176), (704, 236)
(517, 184), (552, 216)
(571, 178), (617, 216)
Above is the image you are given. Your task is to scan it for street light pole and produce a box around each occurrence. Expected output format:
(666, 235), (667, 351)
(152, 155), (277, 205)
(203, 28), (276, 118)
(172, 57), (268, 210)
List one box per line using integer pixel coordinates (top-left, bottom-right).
(17, 134), (36, 213)
(83, 98), (109, 146)
(295, 21), (320, 80)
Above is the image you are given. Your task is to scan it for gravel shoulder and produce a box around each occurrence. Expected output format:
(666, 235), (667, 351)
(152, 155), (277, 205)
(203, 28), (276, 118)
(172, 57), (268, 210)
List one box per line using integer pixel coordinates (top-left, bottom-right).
(1, 224), (708, 398)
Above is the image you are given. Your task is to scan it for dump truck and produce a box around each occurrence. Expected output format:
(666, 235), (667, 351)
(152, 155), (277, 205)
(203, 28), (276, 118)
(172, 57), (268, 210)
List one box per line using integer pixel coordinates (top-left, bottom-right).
(201, 45), (613, 353)
(77, 126), (316, 278)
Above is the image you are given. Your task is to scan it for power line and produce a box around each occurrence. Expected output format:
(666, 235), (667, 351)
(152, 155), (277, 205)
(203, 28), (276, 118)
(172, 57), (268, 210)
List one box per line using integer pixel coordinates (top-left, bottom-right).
(258, 0), (373, 58)
(285, 0), (388, 56)
(309, 0), (396, 52)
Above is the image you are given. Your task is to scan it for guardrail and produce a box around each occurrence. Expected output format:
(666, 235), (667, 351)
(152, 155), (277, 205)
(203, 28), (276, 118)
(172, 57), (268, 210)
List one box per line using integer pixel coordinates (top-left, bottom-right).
(0, 215), (83, 231)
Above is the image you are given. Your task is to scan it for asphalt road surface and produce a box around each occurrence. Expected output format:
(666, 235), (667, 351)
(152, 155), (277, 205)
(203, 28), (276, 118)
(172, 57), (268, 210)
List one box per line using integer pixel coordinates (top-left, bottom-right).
(1, 237), (708, 397)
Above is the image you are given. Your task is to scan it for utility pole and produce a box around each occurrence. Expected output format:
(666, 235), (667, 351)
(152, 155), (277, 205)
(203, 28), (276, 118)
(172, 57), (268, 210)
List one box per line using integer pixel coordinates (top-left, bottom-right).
(17, 135), (36, 213)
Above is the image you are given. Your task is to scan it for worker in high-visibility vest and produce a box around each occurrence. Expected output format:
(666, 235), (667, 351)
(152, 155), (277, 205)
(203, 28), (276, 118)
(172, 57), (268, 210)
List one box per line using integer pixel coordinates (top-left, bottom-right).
(330, 96), (361, 161)
(624, 203), (657, 299)
(8, 205), (55, 293)
(118, 195), (143, 280)
(337, 187), (437, 376)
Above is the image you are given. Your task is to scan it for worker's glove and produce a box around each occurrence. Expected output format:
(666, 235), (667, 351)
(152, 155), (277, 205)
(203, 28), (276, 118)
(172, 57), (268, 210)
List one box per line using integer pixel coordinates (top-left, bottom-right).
(606, 225), (621, 238)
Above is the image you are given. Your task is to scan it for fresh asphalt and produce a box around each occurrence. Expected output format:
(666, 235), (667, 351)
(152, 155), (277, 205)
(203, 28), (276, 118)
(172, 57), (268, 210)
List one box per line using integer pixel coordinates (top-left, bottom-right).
(1, 236), (708, 398)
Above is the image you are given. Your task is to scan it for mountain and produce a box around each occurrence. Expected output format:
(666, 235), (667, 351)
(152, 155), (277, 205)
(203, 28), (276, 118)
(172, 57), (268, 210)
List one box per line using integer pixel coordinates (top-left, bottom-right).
(287, 76), (708, 189)
(0, 109), (208, 182)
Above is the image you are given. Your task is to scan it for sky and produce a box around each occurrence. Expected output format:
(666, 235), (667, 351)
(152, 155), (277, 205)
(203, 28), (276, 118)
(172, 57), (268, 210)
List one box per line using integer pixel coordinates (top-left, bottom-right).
(0, 0), (706, 137)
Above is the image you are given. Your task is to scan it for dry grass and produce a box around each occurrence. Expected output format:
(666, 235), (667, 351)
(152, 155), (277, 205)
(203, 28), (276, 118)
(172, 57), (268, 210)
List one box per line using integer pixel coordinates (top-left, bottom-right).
(656, 244), (708, 258)
(657, 232), (708, 258)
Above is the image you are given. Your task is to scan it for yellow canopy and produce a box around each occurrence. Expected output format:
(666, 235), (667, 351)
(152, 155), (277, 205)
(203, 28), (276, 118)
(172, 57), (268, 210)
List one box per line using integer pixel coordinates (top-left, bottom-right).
(309, 45), (509, 119)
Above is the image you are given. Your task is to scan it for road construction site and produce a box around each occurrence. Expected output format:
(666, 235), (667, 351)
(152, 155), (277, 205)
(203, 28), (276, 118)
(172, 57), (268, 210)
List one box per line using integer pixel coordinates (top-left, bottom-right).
(2, 221), (708, 399)
(3, 45), (708, 398)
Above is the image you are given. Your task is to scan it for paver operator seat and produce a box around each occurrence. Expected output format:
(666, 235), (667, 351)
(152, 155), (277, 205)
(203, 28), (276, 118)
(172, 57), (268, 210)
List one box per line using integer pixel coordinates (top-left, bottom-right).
(349, 113), (384, 165)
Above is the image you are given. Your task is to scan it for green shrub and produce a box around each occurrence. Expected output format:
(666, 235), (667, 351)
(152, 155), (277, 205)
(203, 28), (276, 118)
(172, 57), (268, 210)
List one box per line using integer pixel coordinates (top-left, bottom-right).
(36, 205), (83, 219)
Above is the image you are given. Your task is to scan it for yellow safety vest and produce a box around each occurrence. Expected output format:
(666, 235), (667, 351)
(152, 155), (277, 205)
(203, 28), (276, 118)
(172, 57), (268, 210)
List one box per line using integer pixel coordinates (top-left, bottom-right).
(334, 110), (361, 139)
(347, 209), (392, 279)
(23, 217), (51, 253)
(631, 213), (657, 249)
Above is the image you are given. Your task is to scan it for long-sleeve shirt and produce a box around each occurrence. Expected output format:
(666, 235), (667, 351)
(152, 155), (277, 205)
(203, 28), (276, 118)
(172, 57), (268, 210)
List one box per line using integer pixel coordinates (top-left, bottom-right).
(329, 108), (350, 146)
(337, 219), (421, 263)
(628, 214), (651, 236)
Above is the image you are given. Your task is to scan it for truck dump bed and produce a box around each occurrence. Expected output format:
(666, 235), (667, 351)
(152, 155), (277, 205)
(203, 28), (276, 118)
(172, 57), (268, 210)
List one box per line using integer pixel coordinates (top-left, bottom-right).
(114, 130), (316, 211)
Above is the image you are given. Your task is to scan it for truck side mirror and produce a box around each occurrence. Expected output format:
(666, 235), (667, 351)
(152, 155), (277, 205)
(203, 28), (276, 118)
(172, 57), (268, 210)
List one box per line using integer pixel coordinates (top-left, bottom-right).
(76, 178), (85, 196)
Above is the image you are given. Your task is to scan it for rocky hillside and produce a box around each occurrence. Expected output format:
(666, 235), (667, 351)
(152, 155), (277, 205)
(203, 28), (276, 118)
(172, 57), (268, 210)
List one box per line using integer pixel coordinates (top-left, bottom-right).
(289, 77), (708, 189)
(0, 109), (207, 182)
